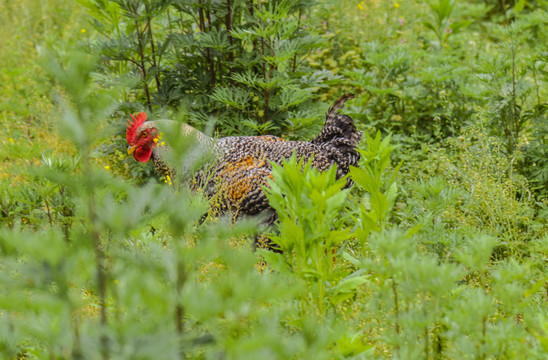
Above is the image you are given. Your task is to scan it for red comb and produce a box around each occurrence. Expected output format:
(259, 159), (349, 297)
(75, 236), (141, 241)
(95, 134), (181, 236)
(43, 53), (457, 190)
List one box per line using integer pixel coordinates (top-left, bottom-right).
(126, 112), (147, 144)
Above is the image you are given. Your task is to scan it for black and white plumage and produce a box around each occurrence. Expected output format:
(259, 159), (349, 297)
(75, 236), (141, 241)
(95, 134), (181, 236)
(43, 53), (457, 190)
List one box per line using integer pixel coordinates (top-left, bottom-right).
(126, 93), (361, 223)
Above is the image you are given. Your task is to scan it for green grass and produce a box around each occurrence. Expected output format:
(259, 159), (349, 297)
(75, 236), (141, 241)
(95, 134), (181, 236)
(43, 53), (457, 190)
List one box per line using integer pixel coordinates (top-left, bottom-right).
(0, 0), (84, 179)
(1, 0), (547, 359)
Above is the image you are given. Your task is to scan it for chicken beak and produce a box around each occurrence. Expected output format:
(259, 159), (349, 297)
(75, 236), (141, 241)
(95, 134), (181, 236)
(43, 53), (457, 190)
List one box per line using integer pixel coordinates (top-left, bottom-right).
(127, 145), (137, 155)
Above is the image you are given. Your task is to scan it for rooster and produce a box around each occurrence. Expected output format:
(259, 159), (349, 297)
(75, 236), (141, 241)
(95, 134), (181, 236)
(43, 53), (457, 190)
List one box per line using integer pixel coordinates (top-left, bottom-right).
(126, 94), (361, 237)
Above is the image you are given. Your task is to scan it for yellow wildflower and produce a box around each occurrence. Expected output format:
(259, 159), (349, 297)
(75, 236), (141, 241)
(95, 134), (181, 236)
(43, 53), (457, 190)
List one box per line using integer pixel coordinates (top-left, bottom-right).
(160, 141), (166, 146)
(9, 137), (15, 143)
(357, 1), (364, 10)
(394, 2), (399, 8)
(391, 114), (403, 122)
(153, 138), (159, 143)
(104, 165), (110, 170)
(81, 28), (86, 33)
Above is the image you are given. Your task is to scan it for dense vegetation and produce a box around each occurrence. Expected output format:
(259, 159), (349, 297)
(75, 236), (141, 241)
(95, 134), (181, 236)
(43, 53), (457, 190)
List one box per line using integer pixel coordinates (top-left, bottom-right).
(1, 0), (547, 358)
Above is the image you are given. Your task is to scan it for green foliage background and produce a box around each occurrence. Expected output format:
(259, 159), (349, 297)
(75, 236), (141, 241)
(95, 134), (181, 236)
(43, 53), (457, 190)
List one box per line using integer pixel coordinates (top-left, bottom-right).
(1, 0), (548, 359)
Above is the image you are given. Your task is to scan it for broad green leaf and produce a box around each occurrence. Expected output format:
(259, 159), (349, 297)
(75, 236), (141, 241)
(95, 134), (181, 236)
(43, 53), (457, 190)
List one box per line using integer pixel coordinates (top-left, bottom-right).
(514, 0), (526, 13)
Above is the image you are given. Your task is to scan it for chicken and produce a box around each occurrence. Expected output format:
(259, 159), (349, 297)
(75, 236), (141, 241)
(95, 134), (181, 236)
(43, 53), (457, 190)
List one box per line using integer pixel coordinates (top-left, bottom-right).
(126, 93), (361, 231)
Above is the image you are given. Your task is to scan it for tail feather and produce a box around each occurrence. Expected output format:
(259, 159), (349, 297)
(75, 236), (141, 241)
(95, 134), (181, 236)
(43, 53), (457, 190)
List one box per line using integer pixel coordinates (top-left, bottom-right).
(326, 93), (355, 119)
(311, 93), (362, 183)
(313, 93), (361, 145)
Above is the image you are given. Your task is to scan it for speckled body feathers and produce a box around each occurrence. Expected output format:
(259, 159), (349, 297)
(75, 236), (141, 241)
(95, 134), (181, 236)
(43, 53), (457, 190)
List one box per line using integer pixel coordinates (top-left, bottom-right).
(144, 94), (361, 221)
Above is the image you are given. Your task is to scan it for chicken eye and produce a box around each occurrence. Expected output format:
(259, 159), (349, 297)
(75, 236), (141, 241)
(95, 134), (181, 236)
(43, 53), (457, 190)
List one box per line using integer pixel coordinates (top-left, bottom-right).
(141, 131), (148, 138)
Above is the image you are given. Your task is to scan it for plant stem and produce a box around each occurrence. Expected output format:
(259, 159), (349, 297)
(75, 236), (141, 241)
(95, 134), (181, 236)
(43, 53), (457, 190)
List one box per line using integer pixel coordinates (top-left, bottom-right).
(84, 151), (109, 359)
(425, 326), (429, 360)
(175, 257), (186, 359)
(391, 277), (401, 347)
(318, 279), (325, 315)
(292, 8), (302, 73)
(72, 322), (83, 358)
(392, 280), (400, 335)
(44, 198), (53, 228)
(480, 316), (487, 360)
(248, 0), (254, 16)
(133, 8), (152, 110)
(199, 0), (216, 89)
(531, 60), (541, 107)
(433, 323), (443, 359)
(257, 0), (268, 125)
(511, 41), (519, 153)
(144, 3), (162, 98)
(225, 0), (234, 82)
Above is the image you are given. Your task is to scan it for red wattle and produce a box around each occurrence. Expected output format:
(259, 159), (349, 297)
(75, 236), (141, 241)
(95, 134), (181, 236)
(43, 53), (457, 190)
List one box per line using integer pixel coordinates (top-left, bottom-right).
(134, 146), (153, 163)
